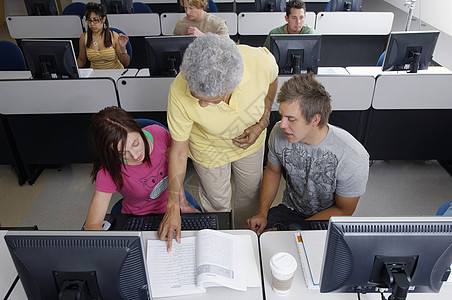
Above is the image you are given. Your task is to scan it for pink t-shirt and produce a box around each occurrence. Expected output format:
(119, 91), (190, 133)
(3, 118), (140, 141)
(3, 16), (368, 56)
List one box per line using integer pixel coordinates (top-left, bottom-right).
(95, 125), (171, 215)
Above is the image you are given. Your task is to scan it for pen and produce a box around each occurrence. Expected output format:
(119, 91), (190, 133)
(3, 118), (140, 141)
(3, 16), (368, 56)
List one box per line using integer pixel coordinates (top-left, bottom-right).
(121, 69), (128, 76)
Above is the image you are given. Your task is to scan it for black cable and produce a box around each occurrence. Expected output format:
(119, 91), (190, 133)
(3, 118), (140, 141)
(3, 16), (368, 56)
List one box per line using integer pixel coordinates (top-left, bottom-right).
(356, 292), (361, 300)
(380, 292), (387, 300)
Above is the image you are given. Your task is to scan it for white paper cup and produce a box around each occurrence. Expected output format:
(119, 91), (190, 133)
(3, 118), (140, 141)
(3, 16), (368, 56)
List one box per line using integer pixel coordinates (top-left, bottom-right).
(270, 252), (297, 294)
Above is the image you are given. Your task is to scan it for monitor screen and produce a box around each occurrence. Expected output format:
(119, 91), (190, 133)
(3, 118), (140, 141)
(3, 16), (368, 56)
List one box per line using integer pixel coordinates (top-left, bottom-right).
(21, 40), (79, 79)
(24, 0), (59, 16)
(382, 30), (440, 73)
(320, 216), (452, 300)
(329, 0), (362, 11)
(270, 34), (322, 74)
(254, 0), (286, 12)
(145, 36), (196, 77)
(5, 231), (151, 300)
(101, 0), (134, 14)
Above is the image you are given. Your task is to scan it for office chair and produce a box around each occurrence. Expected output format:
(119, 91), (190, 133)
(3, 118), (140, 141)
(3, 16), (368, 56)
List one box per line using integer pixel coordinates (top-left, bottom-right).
(133, 2), (153, 13)
(62, 2), (86, 19)
(110, 27), (133, 65)
(325, 1), (331, 11)
(0, 41), (26, 71)
(436, 201), (452, 216)
(206, 0), (218, 12)
(110, 118), (202, 214)
(377, 51), (386, 66)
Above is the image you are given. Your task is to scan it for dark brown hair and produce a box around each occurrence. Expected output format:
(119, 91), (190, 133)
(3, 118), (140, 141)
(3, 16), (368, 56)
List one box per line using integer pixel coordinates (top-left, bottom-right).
(90, 106), (151, 188)
(286, 0), (307, 17)
(277, 73), (331, 128)
(84, 2), (112, 48)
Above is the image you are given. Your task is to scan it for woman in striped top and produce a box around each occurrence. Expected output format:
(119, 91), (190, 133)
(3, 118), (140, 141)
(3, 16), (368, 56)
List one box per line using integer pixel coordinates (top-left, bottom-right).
(77, 2), (130, 69)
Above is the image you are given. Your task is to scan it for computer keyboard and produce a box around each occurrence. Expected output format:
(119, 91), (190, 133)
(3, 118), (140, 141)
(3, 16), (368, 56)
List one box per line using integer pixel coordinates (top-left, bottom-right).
(123, 213), (219, 231)
(299, 220), (329, 230)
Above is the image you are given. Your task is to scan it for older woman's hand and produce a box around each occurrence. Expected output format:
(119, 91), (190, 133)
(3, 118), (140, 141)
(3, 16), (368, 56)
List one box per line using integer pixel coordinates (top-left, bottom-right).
(157, 203), (181, 252)
(232, 121), (266, 149)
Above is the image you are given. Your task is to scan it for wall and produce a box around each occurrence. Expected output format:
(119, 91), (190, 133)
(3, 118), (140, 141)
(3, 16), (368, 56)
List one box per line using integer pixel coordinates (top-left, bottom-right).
(384, 0), (452, 36)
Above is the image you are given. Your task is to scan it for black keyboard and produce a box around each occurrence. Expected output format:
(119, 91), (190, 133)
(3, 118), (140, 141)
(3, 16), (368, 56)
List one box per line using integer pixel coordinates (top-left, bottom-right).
(123, 213), (219, 231)
(299, 220), (329, 230)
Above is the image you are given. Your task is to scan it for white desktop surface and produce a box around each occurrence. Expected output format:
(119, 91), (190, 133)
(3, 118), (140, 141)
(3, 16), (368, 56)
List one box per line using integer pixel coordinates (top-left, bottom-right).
(0, 231), (27, 300)
(142, 230), (263, 300)
(88, 68), (138, 81)
(346, 66), (452, 77)
(260, 230), (452, 300)
(0, 71), (32, 80)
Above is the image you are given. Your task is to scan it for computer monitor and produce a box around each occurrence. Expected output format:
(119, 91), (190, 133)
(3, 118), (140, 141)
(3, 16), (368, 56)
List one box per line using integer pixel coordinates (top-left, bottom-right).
(329, 0), (362, 11)
(382, 30), (440, 73)
(270, 34), (322, 74)
(24, 0), (59, 16)
(145, 36), (196, 77)
(21, 40), (79, 79)
(4, 231), (150, 300)
(254, 0), (286, 12)
(320, 216), (452, 300)
(101, 0), (134, 14)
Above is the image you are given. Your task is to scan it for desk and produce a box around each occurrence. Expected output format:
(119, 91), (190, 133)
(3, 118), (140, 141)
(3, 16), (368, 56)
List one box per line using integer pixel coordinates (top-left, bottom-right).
(260, 230), (452, 300)
(346, 66), (452, 77)
(0, 78), (119, 184)
(0, 71), (31, 80)
(0, 231), (27, 300)
(142, 230), (262, 300)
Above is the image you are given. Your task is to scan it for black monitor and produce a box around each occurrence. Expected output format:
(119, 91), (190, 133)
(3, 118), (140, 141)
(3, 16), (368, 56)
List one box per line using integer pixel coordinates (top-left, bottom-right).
(320, 216), (452, 300)
(21, 40), (79, 79)
(254, 0), (286, 12)
(101, 0), (134, 14)
(5, 231), (150, 300)
(270, 34), (322, 74)
(145, 36), (196, 77)
(24, 0), (59, 16)
(382, 30), (440, 73)
(329, 0), (362, 11)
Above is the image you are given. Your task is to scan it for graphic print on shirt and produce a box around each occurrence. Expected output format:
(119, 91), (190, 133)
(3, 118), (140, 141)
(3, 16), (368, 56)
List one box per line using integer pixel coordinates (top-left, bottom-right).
(138, 157), (168, 200)
(282, 146), (338, 216)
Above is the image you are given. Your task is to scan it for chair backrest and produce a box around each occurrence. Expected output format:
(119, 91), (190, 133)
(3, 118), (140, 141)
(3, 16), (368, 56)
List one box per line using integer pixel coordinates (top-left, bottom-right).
(206, 0), (218, 12)
(0, 40), (26, 71)
(133, 2), (152, 13)
(62, 2), (86, 19)
(135, 119), (168, 131)
(377, 50), (386, 66)
(110, 27), (133, 63)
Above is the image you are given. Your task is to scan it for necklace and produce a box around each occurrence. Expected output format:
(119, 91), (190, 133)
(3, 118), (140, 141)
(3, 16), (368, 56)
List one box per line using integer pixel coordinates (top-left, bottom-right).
(92, 34), (103, 47)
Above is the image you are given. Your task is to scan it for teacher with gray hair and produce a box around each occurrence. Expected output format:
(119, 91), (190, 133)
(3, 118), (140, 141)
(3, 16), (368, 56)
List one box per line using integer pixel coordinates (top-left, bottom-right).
(158, 33), (278, 250)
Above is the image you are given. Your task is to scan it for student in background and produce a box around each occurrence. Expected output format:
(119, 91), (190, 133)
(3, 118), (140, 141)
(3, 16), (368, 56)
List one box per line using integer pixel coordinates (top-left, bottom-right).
(173, 0), (229, 36)
(77, 2), (129, 69)
(263, 0), (315, 49)
(84, 106), (198, 230)
(247, 73), (369, 235)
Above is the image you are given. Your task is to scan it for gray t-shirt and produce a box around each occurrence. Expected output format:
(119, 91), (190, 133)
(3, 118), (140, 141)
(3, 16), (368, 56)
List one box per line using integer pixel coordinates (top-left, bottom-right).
(268, 123), (369, 217)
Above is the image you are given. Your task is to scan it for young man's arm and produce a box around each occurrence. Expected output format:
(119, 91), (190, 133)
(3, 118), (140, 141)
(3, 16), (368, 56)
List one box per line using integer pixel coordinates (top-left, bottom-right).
(306, 194), (360, 220)
(247, 161), (283, 235)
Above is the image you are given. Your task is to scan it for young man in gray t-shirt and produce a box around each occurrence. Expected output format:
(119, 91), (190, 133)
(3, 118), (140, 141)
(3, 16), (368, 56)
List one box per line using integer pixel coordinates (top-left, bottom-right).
(247, 73), (369, 234)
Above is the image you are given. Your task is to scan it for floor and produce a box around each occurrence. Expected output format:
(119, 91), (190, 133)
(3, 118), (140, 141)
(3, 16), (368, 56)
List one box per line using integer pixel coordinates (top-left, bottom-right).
(1, 1), (452, 230)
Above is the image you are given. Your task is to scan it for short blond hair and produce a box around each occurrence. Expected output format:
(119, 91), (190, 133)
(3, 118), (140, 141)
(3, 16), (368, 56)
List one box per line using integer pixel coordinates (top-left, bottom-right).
(179, 0), (208, 9)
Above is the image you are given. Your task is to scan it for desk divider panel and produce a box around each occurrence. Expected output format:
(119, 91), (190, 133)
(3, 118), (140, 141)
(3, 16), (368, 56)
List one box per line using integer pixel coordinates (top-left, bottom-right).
(160, 13), (186, 36)
(238, 12), (316, 35)
(107, 13), (161, 37)
(6, 15), (83, 39)
(365, 73), (452, 160)
(315, 12), (394, 35)
(0, 78), (118, 184)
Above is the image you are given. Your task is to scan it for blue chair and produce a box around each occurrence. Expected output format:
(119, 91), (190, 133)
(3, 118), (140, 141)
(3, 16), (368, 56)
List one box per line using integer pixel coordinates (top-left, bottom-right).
(377, 51), (386, 66)
(62, 2), (86, 19)
(0, 41), (26, 71)
(206, 0), (218, 12)
(133, 2), (152, 13)
(110, 27), (133, 65)
(110, 118), (201, 213)
(436, 201), (452, 216)
(325, 1), (331, 11)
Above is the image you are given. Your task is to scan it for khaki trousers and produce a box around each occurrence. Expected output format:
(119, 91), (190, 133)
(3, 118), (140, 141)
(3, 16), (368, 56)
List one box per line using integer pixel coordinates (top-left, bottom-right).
(193, 146), (264, 229)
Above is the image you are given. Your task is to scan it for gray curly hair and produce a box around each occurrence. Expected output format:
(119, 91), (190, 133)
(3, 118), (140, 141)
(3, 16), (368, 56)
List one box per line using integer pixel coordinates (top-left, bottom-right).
(180, 33), (244, 99)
